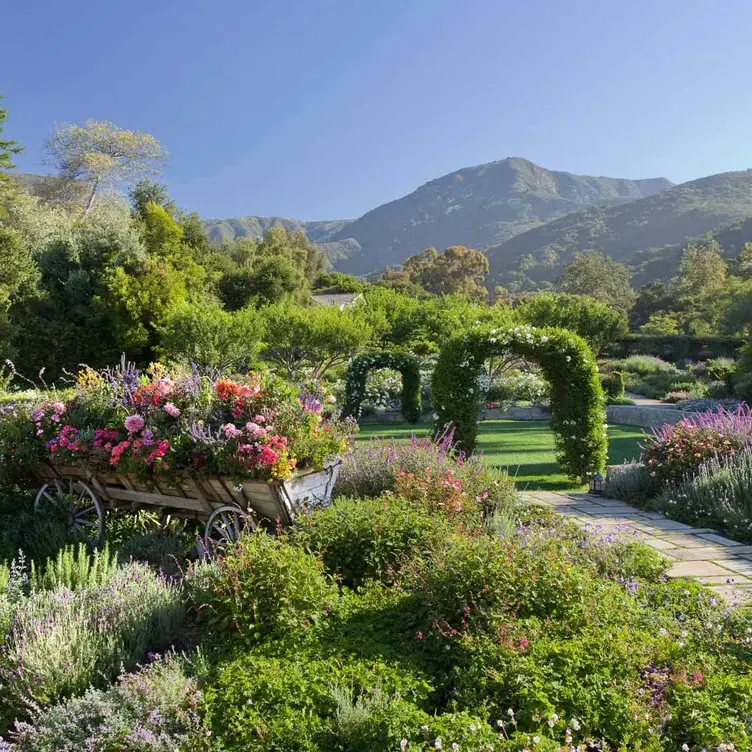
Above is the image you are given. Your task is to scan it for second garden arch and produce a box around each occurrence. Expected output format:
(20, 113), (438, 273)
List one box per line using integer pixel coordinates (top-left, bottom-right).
(431, 325), (607, 480)
(343, 352), (422, 423)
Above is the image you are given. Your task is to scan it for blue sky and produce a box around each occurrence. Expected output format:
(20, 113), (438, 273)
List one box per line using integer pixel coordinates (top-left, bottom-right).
(2, 0), (751, 220)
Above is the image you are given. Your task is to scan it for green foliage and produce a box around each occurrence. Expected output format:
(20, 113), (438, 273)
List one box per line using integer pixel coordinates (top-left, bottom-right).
(261, 301), (372, 380)
(639, 311), (679, 334)
(654, 452), (752, 542)
(293, 496), (452, 589)
(0, 562), (184, 730)
(600, 370), (625, 400)
(517, 292), (628, 354)
(556, 250), (637, 314)
(44, 120), (167, 214)
(343, 351), (422, 423)
(29, 543), (119, 591)
(157, 299), (262, 369)
(0, 94), (23, 184)
(431, 325), (607, 479)
(186, 530), (334, 644)
(398, 245), (489, 299)
(603, 334), (745, 362)
(5, 653), (212, 751)
(313, 271), (365, 294)
(604, 461), (651, 505)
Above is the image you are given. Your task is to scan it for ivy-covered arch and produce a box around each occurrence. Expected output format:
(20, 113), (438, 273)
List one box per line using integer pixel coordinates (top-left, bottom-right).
(431, 325), (607, 480)
(343, 352), (422, 423)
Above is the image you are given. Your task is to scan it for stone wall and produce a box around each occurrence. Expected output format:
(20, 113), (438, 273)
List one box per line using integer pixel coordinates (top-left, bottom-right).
(606, 404), (688, 428)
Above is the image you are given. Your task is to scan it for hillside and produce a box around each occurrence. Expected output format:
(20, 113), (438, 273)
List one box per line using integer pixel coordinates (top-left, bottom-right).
(204, 158), (672, 274)
(202, 216), (357, 263)
(485, 169), (752, 290)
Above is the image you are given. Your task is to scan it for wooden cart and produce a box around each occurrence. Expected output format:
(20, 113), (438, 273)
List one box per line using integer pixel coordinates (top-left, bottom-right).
(33, 459), (342, 554)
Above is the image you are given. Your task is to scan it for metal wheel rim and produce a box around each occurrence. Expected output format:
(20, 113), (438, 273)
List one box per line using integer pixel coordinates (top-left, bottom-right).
(34, 478), (105, 545)
(202, 505), (255, 557)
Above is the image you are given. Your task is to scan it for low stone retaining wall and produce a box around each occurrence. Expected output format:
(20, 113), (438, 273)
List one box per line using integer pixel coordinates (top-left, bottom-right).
(607, 404), (689, 428)
(359, 406), (551, 424)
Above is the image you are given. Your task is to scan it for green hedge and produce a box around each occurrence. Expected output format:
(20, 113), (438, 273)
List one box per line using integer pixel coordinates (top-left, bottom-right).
(343, 352), (422, 423)
(431, 324), (607, 480)
(604, 335), (744, 362)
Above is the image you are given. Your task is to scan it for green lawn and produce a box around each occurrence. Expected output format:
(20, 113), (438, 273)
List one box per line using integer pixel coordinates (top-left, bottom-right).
(356, 419), (645, 491)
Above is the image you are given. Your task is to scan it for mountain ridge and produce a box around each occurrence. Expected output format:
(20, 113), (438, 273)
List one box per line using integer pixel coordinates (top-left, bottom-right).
(202, 157), (673, 275)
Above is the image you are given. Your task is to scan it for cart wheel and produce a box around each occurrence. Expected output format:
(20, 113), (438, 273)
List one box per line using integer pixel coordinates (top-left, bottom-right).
(34, 478), (105, 546)
(201, 505), (256, 558)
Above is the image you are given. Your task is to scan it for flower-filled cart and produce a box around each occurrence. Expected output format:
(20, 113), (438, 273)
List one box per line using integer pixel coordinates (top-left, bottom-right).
(5, 361), (352, 554)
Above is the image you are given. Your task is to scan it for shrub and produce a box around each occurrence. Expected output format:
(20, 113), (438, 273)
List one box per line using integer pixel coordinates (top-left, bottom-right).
(620, 355), (678, 376)
(294, 496), (452, 589)
(185, 530), (334, 643)
(654, 452), (752, 542)
(28, 543), (119, 592)
(0, 563), (184, 730)
(607, 395), (636, 406)
(334, 427), (517, 517)
(604, 461), (651, 505)
(418, 536), (590, 636)
(678, 398), (745, 412)
(664, 390), (695, 403)
(118, 531), (194, 577)
(643, 406), (752, 489)
(202, 650), (435, 752)
(487, 370), (549, 404)
(600, 371), (624, 400)
(4, 653), (211, 751)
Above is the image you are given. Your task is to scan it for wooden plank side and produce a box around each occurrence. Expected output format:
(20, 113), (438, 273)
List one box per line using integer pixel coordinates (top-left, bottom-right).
(104, 487), (206, 513)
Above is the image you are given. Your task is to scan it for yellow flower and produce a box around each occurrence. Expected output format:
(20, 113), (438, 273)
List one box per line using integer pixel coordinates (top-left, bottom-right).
(76, 367), (103, 392)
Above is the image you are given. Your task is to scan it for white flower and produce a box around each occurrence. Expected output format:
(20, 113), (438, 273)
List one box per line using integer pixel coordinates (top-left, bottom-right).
(401, 741), (408, 751)
(681, 745), (689, 752)
(565, 355), (571, 362)
(532, 737), (541, 745)
(451, 745), (460, 752)
(506, 708), (515, 717)
(434, 739), (442, 750)
(540, 335), (548, 343)
(570, 718), (581, 731)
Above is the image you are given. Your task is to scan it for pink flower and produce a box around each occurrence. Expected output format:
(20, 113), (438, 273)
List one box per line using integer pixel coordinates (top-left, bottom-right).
(258, 445), (279, 465)
(245, 422), (268, 439)
(326, 395), (336, 404)
(163, 402), (180, 418)
(222, 423), (242, 439)
(124, 415), (145, 433)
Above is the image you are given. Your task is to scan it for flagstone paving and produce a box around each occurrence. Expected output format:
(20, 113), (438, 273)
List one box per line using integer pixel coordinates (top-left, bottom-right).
(520, 490), (752, 605)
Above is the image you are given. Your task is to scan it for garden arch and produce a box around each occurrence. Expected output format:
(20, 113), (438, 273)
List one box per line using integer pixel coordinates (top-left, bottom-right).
(431, 325), (607, 480)
(343, 352), (422, 423)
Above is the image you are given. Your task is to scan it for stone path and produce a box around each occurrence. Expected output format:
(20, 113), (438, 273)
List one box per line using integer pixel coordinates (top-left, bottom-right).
(520, 490), (752, 605)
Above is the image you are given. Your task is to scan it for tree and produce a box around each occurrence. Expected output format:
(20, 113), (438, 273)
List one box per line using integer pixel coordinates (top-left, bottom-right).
(556, 250), (636, 314)
(0, 95), (22, 179)
(129, 178), (176, 220)
(0, 226), (39, 308)
(669, 242), (728, 334)
(260, 302), (372, 380)
(630, 281), (674, 329)
(400, 246), (489, 298)
(640, 313), (679, 335)
(44, 120), (166, 215)
(517, 292), (628, 355)
(158, 300), (262, 370)
(313, 271), (365, 294)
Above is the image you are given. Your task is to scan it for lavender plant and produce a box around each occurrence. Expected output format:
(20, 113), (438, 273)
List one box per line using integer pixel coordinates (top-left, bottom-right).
(2, 653), (211, 751)
(0, 562), (184, 731)
(655, 451), (752, 542)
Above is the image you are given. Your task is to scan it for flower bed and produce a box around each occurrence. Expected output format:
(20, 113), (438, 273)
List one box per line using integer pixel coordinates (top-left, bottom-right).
(643, 405), (752, 489)
(0, 361), (354, 490)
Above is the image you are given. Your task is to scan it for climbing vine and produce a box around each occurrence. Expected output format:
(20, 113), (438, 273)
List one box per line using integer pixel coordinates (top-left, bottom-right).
(431, 325), (607, 480)
(343, 352), (422, 423)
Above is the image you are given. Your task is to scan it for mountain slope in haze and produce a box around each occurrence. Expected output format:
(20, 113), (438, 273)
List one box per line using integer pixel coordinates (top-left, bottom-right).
(202, 216), (358, 263)
(485, 169), (752, 290)
(204, 158), (672, 274)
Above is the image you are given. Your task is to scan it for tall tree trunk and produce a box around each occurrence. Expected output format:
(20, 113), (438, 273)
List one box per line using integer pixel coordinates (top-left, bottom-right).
(82, 178), (99, 217)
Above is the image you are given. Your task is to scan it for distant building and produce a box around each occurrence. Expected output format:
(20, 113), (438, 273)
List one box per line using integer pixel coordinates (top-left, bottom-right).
(310, 293), (365, 311)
